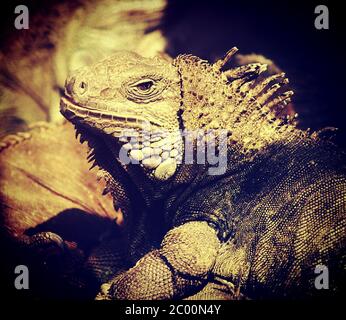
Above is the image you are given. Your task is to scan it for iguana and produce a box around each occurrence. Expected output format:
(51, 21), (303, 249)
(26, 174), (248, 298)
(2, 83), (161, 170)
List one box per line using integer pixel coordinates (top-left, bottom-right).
(59, 48), (346, 299)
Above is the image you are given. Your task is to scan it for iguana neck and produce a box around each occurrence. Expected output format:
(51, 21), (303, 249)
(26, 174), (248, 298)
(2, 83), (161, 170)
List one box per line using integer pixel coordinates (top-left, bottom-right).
(174, 55), (300, 156)
(90, 125), (308, 211)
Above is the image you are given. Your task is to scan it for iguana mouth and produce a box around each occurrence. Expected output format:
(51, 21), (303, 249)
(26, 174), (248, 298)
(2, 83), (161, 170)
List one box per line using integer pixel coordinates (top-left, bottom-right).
(60, 95), (96, 118)
(60, 95), (163, 128)
(60, 95), (121, 121)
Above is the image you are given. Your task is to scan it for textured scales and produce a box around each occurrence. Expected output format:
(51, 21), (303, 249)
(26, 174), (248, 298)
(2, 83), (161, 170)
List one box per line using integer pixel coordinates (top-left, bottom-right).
(59, 48), (346, 299)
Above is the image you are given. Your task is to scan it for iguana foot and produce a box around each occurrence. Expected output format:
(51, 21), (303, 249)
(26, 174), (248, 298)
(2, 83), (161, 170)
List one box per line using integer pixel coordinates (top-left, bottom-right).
(19, 231), (66, 255)
(97, 221), (220, 300)
(17, 231), (86, 268)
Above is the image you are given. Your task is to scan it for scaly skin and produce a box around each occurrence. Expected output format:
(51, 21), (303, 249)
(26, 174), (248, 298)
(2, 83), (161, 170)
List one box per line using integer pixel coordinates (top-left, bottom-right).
(60, 48), (346, 299)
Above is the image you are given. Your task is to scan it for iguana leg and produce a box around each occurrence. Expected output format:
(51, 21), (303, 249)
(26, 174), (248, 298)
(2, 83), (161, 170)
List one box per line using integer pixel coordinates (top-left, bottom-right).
(84, 236), (130, 285)
(97, 221), (220, 300)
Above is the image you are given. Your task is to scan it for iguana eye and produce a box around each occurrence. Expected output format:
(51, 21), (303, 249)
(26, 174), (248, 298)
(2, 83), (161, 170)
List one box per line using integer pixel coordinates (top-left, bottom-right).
(123, 77), (165, 102)
(136, 80), (154, 92)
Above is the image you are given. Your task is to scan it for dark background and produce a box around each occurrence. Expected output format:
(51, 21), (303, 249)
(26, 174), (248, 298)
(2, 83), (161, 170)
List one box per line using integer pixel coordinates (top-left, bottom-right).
(161, 0), (346, 147)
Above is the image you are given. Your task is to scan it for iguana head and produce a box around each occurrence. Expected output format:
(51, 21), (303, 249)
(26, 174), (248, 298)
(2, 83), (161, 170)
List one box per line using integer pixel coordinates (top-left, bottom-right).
(61, 51), (182, 133)
(61, 48), (295, 181)
(60, 51), (183, 181)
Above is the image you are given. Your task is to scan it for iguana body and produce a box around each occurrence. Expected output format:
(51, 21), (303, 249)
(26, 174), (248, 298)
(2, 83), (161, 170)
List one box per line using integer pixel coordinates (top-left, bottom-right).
(60, 49), (346, 299)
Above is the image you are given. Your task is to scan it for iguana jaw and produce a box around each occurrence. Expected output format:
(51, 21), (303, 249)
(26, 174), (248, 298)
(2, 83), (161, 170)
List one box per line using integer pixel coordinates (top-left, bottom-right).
(60, 95), (163, 135)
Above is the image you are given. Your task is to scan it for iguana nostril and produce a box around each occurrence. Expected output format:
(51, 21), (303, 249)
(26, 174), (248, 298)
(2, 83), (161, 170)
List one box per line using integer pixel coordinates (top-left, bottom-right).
(78, 81), (88, 94)
(65, 76), (76, 95)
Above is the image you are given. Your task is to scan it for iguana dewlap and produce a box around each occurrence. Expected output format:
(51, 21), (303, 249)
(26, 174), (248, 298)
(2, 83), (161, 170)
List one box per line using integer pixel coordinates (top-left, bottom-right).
(60, 48), (346, 299)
